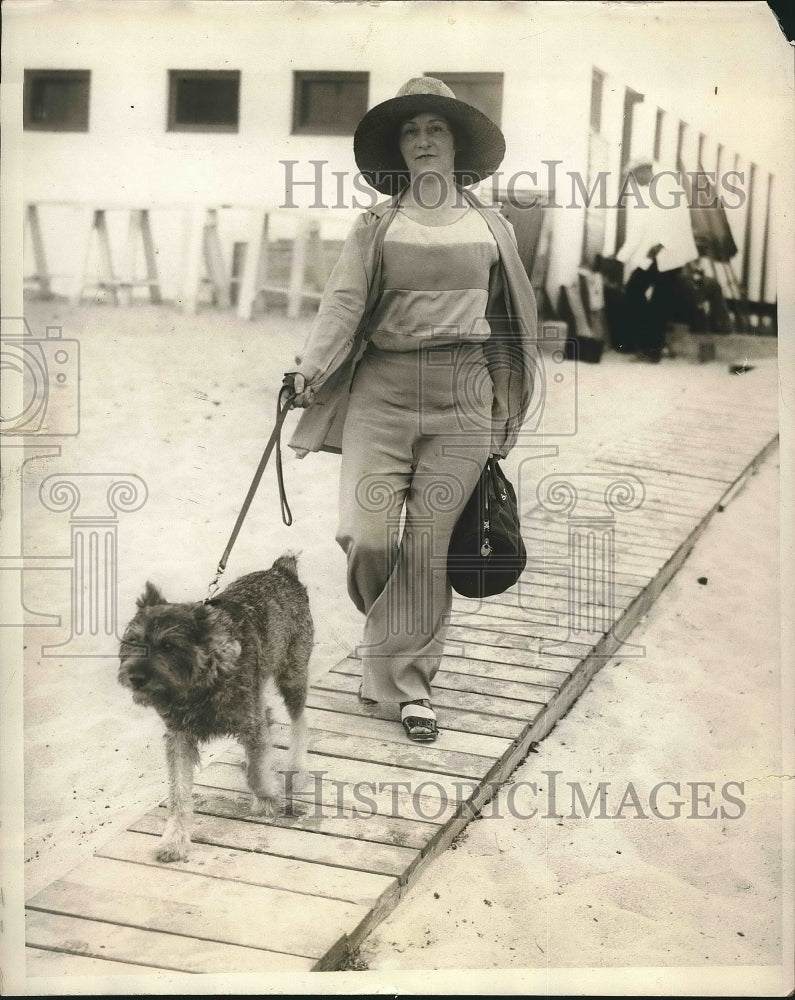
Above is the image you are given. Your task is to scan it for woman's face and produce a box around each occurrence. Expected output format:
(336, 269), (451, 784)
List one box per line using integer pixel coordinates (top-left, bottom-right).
(398, 113), (456, 179)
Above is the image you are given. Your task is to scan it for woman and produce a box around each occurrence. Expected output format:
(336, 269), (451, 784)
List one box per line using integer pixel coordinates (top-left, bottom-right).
(286, 77), (537, 742)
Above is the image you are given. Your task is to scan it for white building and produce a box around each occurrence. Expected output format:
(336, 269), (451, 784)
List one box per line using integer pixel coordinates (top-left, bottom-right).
(4, 0), (785, 314)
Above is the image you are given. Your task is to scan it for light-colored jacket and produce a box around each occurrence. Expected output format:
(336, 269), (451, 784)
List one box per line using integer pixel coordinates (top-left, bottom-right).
(289, 188), (538, 458)
(617, 171), (699, 275)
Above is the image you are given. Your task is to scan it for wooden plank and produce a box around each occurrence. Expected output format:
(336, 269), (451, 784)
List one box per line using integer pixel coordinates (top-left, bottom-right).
(94, 210), (120, 304)
(637, 432), (772, 461)
(189, 766), (445, 842)
(190, 781), (453, 835)
(439, 652), (570, 686)
(589, 463), (732, 497)
(445, 627), (593, 662)
(592, 452), (736, 483)
(305, 688), (524, 740)
(433, 663), (565, 703)
(204, 211), (231, 308)
(265, 722), (494, 780)
(521, 539), (668, 578)
(597, 445), (748, 476)
(525, 515), (698, 549)
(522, 544), (668, 579)
(451, 592), (635, 627)
(305, 704), (512, 759)
(197, 754), (465, 811)
(26, 946), (155, 977)
(451, 611), (611, 646)
(26, 909), (314, 974)
(469, 584), (638, 614)
(139, 209), (163, 304)
(180, 205), (206, 314)
(524, 497), (703, 530)
(28, 857), (364, 960)
(194, 758), (460, 827)
(524, 517), (698, 549)
(25, 204), (53, 298)
(517, 566), (646, 597)
(523, 520), (678, 553)
(99, 828), (394, 907)
(528, 485), (715, 519)
(529, 487), (708, 519)
(322, 664), (547, 720)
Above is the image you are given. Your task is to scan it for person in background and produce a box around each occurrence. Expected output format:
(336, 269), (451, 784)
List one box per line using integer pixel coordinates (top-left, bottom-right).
(284, 78), (536, 743)
(616, 157), (700, 362)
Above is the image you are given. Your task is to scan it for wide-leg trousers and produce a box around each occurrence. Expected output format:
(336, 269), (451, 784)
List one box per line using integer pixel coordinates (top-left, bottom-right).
(336, 342), (493, 704)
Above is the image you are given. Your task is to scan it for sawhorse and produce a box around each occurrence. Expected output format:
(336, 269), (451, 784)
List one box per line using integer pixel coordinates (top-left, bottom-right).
(71, 206), (162, 305)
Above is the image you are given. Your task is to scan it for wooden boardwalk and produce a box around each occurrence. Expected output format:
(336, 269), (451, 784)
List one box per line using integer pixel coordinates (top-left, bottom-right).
(25, 367), (779, 977)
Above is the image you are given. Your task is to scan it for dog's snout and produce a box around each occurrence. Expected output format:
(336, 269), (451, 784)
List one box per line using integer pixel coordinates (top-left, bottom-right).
(128, 669), (149, 690)
(119, 657), (150, 690)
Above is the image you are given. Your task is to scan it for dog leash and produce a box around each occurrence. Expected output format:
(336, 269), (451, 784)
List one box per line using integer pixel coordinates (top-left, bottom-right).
(205, 378), (296, 602)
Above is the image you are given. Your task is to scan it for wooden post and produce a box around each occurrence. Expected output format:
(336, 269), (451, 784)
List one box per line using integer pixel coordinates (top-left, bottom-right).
(24, 204), (53, 299)
(71, 207), (119, 306)
(94, 210), (119, 305)
(120, 208), (165, 305)
(306, 221), (324, 292)
(236, 210), (270, 320)
(181, 205), (206, 315)
(287, 219), (309, 319)
(138, 209), (163, 304)
(203, 209), (231, 309)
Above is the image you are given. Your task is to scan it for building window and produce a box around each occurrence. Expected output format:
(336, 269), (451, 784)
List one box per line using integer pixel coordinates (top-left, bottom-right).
(425, 72), (504, 127)
(24, 70), (90, 132)
(168, 70), (240, 132)
(292, 71), (368, 135)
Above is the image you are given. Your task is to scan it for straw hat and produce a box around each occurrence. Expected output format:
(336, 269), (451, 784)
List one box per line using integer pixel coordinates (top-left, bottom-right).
(353, 77), (506, 195)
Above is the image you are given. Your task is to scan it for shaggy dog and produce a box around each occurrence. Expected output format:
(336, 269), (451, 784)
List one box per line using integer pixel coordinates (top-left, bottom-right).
(118, 554), (312, 862)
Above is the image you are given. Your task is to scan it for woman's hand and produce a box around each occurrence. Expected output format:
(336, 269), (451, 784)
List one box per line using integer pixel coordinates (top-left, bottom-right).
(283, 372), (314, 408)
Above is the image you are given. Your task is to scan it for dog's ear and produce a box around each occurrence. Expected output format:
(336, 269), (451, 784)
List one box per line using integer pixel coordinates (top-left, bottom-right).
(137, 581), (167, 609)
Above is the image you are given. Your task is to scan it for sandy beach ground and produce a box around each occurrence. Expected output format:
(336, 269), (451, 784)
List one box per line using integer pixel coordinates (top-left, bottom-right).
(13, 297), (788, 982)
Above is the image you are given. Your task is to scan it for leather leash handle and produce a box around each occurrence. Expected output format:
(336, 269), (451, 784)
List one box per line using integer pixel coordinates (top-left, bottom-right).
(206, 381), (295, 600)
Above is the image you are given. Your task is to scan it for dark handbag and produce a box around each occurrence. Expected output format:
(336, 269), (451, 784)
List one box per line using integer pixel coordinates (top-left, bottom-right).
(447, 458), (527, 598)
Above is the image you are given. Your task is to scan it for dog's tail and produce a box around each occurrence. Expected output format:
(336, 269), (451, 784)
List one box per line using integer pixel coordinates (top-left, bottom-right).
(272, 552), (300, 578)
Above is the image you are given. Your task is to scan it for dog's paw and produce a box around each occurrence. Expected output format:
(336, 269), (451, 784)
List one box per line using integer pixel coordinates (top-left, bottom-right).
(157, 840), (189, 863)
(281, 798), (309, 818)
(250, 794), (278, 819)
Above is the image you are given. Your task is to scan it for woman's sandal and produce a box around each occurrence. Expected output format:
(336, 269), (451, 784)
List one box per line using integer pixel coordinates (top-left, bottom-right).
(400, 700), (438, 743)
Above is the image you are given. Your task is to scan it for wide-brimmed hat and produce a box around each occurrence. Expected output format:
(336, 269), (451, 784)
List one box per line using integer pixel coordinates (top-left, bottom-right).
(354, 77), (506, 195)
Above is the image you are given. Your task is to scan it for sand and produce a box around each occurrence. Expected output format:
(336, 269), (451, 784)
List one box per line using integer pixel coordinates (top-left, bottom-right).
(14, 297), (788, 987)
